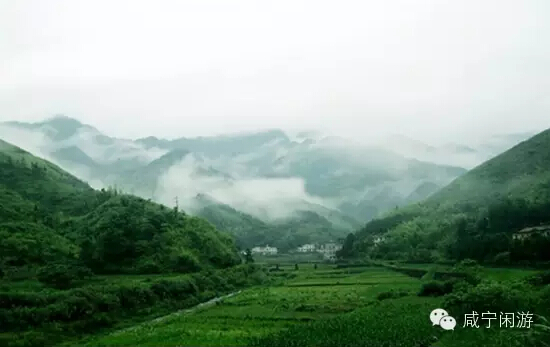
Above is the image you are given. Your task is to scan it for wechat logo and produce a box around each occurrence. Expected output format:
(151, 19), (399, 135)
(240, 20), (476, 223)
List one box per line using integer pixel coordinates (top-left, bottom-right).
(430, 308), (456, 331)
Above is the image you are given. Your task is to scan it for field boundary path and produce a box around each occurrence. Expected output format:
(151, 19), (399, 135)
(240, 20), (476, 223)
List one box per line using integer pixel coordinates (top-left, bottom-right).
(111, 290), (243, 335)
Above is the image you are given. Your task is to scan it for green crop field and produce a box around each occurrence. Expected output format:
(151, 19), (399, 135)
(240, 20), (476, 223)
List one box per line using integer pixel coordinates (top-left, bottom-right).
(72, 264), (547, 347)
(76, 266), (418, 346)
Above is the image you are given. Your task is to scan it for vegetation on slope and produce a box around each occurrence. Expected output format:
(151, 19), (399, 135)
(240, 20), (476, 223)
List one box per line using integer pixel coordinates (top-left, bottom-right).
(0, 139), (240, 277)
(339, 129), (550, 264)
(196, 201), (352, 252)
(0, 139), (269, 346)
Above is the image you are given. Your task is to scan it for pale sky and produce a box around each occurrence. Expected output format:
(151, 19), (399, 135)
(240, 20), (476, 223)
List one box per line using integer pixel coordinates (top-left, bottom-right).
(1, 0), (549, 143)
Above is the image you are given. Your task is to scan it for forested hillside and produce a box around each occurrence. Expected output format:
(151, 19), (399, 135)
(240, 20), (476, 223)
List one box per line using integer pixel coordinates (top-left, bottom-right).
(2, 116), (469, 226)
(339, 129), (550, 265)
(195, 195), (357, 251)
(0, 139), (241, 277)
(0, 139), (267, 347)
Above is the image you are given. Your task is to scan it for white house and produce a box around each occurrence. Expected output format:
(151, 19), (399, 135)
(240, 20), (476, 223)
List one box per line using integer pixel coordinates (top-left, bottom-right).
(297, 244), (316, 253)
(316, 242), (342, 262)
(251, 245), (278, 255)
(317, 242), (342, 254)
(513, 225), (550, 241)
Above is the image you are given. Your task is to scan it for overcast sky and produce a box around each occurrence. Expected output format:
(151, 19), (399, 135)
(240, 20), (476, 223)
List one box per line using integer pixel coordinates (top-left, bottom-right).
(1, 0), (549, 143)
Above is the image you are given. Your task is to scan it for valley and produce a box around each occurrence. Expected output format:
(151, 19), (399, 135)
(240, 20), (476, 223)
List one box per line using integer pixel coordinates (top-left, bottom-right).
(3, 2), (550, 346)
(0, 116), (531, 251)
(1, 121), (549, 347)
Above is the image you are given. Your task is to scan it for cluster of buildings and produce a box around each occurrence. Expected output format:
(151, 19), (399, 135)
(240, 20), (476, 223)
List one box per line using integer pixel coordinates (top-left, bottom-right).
(246, 242), (343, 261)
(296, 242), (342, 261)
(512, 225), (550, 241)
(250, 245), (278, 255)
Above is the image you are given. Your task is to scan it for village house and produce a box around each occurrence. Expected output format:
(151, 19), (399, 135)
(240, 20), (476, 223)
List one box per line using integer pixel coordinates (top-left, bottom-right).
(317, 242), (342, 254)
(512, 225), (550, 241)
(297, 244), (316, 253)
(316, 242), (342, 262)
(251, 245), (278, 255)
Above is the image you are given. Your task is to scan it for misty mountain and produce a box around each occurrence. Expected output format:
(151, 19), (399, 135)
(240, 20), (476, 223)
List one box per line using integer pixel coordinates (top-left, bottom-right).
(193, 193), (357, 251)
(381, 133), (534, 169)
(345, 127), (550, 263)
(2, 115), (529, 247)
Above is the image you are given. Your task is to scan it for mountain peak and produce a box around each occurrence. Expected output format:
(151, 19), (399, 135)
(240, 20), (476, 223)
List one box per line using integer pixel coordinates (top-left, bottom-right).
(40, 116), (96, 141)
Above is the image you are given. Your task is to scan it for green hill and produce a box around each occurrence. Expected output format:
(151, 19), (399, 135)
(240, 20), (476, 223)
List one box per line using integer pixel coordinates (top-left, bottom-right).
(0, 139), (241, 275)
(194, 195), (354, 251)
(0, 139), (269, 347)
(340, 129), (550, 265)
(51, 145), (99, 169)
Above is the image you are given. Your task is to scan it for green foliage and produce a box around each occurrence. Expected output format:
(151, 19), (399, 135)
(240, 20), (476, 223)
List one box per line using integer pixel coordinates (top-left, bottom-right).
(0, 140), (263, 345)
(0, 265), (269, 346)
(37, 263), (93, 289)
(417, 281), (453, 297)
(197, 203), (353, 252)
(244, 249), (254, 264)
(0, 140), (241, 277)
(443, 279), (540, 318)
(340, 129), (550, 265)
(526, 271), (550, 286)
(376, 289), (409, 301)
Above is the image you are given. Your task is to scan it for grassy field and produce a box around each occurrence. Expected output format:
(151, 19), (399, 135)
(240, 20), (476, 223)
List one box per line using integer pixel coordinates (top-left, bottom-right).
(395, 262), (539, 281)
(74, 263), (545, 347)
(75, 264), (422, 346)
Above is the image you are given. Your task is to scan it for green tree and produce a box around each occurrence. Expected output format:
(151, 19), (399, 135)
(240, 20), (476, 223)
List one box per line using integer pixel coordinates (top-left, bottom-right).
(245, 248), (254, 264)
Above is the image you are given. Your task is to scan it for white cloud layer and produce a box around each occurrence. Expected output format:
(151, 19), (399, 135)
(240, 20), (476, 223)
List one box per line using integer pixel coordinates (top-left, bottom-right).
(1, 0), (549, 142)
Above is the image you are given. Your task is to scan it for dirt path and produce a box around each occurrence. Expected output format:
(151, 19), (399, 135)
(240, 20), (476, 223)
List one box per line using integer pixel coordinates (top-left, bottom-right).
(111, 290), (243, 335)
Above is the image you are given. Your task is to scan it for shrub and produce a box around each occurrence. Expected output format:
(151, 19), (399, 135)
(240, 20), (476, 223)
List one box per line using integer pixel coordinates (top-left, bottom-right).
(526, 271), (550, 286)
(492, 252), (511, 265)
(420, 267), (437, 281)
(37, 264), (77, 289)
(136, 260), (163, 274)
(377, 289), (409, 301)
(418, 281), (453, 297)
(443, 280), (539, 318)
(171, 251), (202, 273)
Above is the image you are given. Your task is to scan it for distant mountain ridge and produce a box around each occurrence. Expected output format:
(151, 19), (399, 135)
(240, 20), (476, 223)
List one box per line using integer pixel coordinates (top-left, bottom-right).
(0, 115), (531, 247)
(345, 127), (550, 263)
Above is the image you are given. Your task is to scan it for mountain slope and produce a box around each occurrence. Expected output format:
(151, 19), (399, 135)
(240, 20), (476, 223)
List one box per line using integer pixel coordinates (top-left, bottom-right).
(0, 116), (470, 227)
(427, 129), (550, 207)
(344, 128), (550, 264)
(0, 139), (240, 275)
(192, 194), (356, 251)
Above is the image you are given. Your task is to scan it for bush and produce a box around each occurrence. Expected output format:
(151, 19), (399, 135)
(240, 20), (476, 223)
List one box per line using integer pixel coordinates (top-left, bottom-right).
(171, 252), (202, 273)
(526, 271), (550, 286)
(418, 281), (453, 297)
(136, 260), (163, 274)
(420, 267), (437, 281)
(37, 264), (90, 289)
(443, 280), (540, 318)
(492, 252), (511, 265)
(0, 264), (268, 346)
(377, 289), (409, 301)
(451, 260), (483, 285)
(454, 259), (479, 268)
